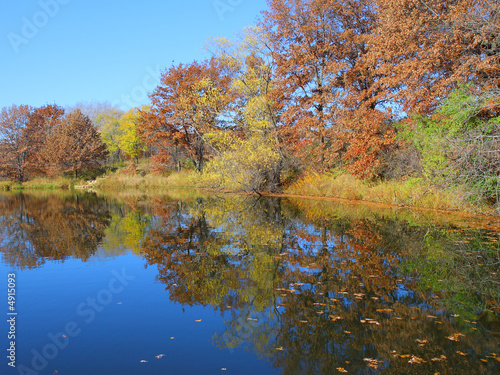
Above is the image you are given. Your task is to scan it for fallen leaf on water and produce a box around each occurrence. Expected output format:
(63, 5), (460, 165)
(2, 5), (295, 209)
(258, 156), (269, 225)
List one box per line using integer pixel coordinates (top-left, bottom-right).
(480, 359), (488, 363)
(140, 360), (148, 363)
(395, 354), (411, 359)
(195, 319), (202, 322)
(408, 356), (427, 364)
(117, 302), (122, 305)
(330, 315), (342, 321)
(336, 367), (348, 373)
(276, 347), (284, 351)
(416, 339), (428, 344)
(457, 351), (467, 356)
(427, 315), (438, 319)
(446, 333), (464, 341)
(299, 320), (308, 323)
(156, 354), (165, 359)
(431, 355), (447, 362)
(170, 337), (174, 339)
(344, 331), (351, 334)
(221, 368), (227, 371)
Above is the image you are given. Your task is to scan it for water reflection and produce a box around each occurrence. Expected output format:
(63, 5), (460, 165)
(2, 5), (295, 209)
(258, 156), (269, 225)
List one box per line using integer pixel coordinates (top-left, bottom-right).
(0, 192), (110, 268)
(0, 191), (498, 374)
(139, 195), (499, 374)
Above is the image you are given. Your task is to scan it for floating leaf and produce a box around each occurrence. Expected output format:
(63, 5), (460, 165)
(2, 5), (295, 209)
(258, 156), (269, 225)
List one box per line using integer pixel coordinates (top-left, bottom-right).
(431, 355), (447, 362)
(408, 356), (427, 364)
(447, 333), (464, 341)
(336, 367), (348, 373)
(155, 354), (165, 359)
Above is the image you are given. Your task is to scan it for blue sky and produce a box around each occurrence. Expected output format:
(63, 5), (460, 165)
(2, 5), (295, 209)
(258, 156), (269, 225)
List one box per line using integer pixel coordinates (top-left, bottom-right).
(0, 0), (268, 110)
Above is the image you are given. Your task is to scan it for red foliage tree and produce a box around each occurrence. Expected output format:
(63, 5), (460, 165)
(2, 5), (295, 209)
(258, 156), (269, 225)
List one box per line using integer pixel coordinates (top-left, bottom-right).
(39, 109), (108, 178)
(261, 0), (394, 175)
(0, 104), (33, 182)
(140, 58), (233, 171)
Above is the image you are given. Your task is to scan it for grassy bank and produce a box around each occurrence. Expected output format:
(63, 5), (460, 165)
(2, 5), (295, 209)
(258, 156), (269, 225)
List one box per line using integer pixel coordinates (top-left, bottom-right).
(0, 177), (77, 191)
(284, 172), (495, 215)
(93, 168), (200, 190)
(3, 167), (497, 216)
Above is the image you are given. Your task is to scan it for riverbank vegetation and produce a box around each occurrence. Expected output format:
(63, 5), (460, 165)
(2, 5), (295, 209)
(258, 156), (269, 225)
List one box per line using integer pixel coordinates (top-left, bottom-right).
(1, 0), (498, 214)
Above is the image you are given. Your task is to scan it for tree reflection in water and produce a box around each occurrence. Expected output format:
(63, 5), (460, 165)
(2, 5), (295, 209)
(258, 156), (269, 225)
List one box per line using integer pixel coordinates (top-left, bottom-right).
(140, 195), (499, 375)
(0, 192), (498, 374)
(0, 192), (111, 268)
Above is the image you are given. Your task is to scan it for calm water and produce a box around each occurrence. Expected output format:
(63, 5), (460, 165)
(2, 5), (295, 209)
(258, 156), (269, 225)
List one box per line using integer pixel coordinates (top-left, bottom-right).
(0, 191), (499, 375)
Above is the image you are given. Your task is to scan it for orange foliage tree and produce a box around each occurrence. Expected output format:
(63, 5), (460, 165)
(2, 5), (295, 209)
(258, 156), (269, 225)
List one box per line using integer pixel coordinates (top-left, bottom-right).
(371, 0), (500, 115)
(39, 109), (107, 178)
(27, 104), (65, 176)
(261, 0), (394, 175)
(0, 104), (34, 182)
(140, 58), (233, 171)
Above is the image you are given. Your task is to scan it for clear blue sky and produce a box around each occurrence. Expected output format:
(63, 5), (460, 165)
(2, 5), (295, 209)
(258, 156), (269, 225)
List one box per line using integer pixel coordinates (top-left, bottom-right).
(0, 0), (268, 110)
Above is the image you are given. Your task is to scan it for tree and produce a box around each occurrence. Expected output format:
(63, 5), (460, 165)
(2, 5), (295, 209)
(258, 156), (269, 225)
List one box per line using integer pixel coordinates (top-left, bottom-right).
(140, 58), (232, 172)
(0, 104), (33, 182)
(96, 107), (124, 163)
(261, 0), (393, 175)
(117, 107), (147, 163)
(27, 104), (65, 175)
(203, 27), (285, 192)
(372, 0), (500, 115)
(40, 109), (108, 178)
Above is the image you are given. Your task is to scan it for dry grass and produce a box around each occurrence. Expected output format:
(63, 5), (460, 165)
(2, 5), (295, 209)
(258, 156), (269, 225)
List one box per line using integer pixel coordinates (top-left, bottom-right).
(94, 169), (200, 190)
(286, 172), (484, 214)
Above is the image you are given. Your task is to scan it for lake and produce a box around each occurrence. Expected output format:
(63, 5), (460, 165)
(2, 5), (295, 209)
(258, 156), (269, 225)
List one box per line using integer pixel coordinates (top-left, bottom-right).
(0, 190), (499, 374)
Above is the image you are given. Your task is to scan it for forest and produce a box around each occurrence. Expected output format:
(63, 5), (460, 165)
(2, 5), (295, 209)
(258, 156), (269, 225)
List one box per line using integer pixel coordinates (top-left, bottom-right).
(1, 0), (499, 213)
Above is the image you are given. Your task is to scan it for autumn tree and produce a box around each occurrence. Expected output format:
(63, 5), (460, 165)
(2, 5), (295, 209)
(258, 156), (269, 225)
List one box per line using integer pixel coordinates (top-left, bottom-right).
(372, 0), (500, 115)
(261, 0), (393, 175)
(0, 104), (33, 181)
(118, 107), (147, 163)
(202, 27), (286, 192)
(40, 109), (108, 178)
(27, 104), (65, 175)
(97, 107), (124, 163)
(140, 58), (232, 172)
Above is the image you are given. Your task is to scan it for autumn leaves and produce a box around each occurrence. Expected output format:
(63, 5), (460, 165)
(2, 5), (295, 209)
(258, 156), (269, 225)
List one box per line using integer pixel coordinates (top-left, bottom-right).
(140, 0), (499, 188)
(0, 105), (107, 181)
(2, 0), (498, 195)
